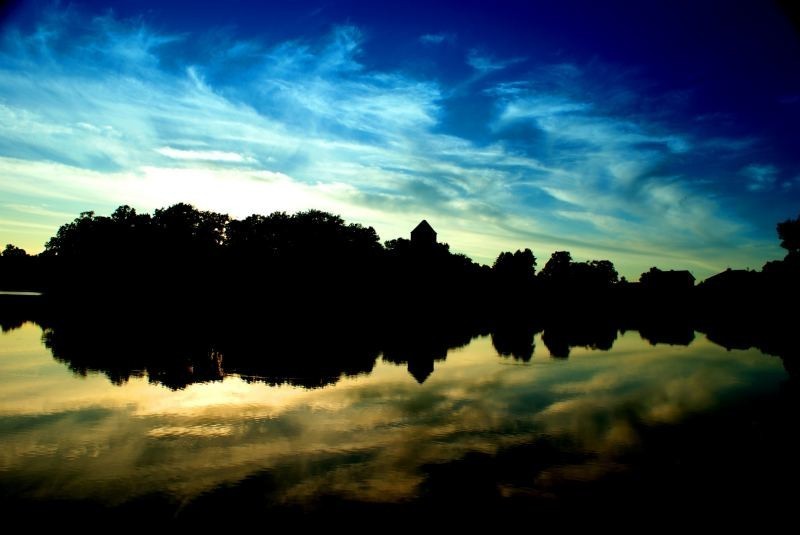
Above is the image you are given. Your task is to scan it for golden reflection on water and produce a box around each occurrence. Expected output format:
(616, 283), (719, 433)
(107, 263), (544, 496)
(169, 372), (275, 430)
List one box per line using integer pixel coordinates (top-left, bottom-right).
(0, 321), (788, 505)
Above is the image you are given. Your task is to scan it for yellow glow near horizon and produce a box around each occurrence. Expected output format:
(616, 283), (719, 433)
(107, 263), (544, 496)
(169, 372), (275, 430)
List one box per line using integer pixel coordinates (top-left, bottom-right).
(0, 321), (787, 506)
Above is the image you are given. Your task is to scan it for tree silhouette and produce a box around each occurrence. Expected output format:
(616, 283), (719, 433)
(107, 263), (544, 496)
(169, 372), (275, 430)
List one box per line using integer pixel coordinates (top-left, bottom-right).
(777, 214), (800, 257)
(152, 203), (229, 258)
(2, 244), (27, 257)
(537, 251), (617, 289)
(539, 251), (572, 283)
(640, 267), (694, 290)
(42, 211), (99, 258)
(572, 259), (619, 287)
(0, 243), (39, 291)
(493, 249), (536, 281)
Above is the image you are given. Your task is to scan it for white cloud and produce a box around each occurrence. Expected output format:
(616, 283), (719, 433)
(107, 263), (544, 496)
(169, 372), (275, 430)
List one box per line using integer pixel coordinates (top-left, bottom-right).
(156, 147), (255, 163)
(497, 96), (591, 123)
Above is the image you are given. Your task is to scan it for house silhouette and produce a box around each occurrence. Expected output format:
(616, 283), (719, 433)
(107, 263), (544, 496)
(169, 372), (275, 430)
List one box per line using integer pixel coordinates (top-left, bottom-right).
(411, 220), (436, 247)
(700, 268), (757, 290)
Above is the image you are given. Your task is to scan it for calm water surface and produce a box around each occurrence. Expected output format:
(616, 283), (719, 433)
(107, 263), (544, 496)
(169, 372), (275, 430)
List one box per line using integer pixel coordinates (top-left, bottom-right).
(0, 321), (796, 522)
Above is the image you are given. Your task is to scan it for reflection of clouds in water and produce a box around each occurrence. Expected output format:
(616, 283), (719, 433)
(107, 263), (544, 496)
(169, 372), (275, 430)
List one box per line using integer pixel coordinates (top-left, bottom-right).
(526, 338), (783, 485)
(147, 424), (234, 438)
(0, 325), (788, 505)
(538, 341), (754, 446)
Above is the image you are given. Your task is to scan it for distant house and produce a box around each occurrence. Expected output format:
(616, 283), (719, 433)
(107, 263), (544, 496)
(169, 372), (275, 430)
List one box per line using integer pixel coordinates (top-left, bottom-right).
(411, 220), (437, 247)
(699, 268), (759, 291)
(640, 268), (695, 290)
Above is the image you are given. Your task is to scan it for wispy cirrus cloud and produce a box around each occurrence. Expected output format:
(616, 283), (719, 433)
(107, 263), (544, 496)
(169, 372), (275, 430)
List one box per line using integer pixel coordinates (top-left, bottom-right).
(0, 5), (787, 278)
(494, 95), (592, 124)
(481, 72), (772, 272)
(743, 164), (778, 192)
(419, 33), (454, 45)
(466, 48), (524, 74)
(156, 147), (256, 163)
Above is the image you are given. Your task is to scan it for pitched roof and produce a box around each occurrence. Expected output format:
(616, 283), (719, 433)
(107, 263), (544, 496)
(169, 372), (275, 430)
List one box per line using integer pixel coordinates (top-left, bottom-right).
(412, 220), (435, 234)
(414, 219), (436, 232)
(701, 269), (756, 286)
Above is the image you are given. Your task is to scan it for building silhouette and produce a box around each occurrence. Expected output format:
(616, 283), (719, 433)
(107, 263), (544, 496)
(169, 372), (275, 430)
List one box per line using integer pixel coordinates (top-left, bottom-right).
(699, 268), (757, 290)
(411, 220), (437, 247)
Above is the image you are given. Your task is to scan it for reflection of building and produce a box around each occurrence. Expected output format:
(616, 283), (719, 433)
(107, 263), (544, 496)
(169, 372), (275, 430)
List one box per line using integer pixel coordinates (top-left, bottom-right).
(411, 220), (437, 247)
(407, 359), (434, 384)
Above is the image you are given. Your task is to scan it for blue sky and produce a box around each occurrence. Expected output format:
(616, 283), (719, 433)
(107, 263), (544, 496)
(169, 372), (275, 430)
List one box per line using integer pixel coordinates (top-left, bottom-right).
(1, 0), (799, 279)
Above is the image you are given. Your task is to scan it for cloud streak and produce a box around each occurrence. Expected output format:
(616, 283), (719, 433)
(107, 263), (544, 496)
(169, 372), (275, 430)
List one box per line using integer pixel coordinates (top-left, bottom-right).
(0, 5), (789, 278)
(156, 147), (255, 163)
(466, 49), (524, 74)
(419, 33), (453, 45)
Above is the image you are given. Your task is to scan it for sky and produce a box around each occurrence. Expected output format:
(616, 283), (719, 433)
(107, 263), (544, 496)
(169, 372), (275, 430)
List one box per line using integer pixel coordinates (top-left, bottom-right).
(0, 0), (799, 279)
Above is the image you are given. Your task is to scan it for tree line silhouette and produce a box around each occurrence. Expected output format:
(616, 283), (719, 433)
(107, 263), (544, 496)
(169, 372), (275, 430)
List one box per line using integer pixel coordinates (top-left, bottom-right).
(1, 203), (798, 313)
(0, 203), (798, 387)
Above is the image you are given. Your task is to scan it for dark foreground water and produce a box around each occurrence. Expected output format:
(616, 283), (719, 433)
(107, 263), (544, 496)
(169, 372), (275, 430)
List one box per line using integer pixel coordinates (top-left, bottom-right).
(0, 321), (797, 526)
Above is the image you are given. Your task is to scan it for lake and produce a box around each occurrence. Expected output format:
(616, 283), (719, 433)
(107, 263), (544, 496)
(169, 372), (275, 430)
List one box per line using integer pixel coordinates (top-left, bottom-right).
(0, 320), (797, 526)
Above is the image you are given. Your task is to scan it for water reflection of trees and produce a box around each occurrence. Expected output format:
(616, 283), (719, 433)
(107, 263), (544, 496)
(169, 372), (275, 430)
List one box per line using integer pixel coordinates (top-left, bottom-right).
(40, 317), (382, 390)
(491, 321), (540, 362)
(541, 320), (618, 359)
(0, 308), (785, 389)
(33, 312), (483, 389)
